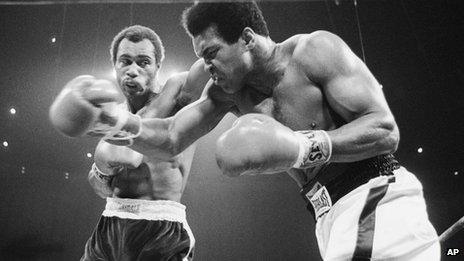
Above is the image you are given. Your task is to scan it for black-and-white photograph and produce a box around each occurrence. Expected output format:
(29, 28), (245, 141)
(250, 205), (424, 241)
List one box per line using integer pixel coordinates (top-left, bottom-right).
(0, 0), (463, 260)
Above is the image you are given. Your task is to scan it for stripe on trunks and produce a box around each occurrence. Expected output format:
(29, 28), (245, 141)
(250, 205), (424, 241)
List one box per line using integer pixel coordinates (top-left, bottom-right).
(351, 183), (391, 261)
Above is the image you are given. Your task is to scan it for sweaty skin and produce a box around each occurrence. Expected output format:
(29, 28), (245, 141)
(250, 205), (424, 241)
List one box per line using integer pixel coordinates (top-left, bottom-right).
(90, 56), (208, 201)
(111, 30), (398, 188)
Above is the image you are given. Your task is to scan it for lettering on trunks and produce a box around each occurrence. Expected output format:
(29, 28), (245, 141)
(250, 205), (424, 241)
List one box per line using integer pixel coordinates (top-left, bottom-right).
(305, 182), (332, 219)
(113, 203), (141, 214)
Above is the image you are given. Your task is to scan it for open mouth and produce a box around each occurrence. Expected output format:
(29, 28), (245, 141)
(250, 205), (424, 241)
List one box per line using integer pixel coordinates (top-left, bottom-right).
(125, 81), (137, 88)
(123, 80), (141, 91)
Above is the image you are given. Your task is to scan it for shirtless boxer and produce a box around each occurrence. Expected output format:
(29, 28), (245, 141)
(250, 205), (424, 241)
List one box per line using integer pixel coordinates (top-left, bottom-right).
(53, 2), (440, 260)
(49, 25), (207, 260)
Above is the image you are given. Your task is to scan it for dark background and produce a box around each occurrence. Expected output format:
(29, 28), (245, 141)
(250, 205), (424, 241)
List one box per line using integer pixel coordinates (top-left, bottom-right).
(0, 0), (463, 260)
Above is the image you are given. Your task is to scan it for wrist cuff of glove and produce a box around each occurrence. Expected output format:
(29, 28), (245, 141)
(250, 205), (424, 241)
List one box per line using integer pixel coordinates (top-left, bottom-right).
(91, 163), (113, 183)
(292, 130), (332, 169)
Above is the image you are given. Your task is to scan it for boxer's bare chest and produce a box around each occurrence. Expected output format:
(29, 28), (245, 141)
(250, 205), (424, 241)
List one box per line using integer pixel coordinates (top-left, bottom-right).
(112, 93), (189, 200)
(234, 65), (342, 186)
(235, 65), (336, 132)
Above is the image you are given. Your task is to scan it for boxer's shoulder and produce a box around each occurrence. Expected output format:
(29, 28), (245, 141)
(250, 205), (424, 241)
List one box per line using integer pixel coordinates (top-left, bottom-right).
(165, 72), (189, 88)
(289, 31), (348, 79)
(291, 31), (341, 59)
(279, 31), (337, 52)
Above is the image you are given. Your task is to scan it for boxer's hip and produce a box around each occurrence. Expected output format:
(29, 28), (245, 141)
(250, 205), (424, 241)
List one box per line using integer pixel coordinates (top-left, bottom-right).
(81, 197), (195, 261)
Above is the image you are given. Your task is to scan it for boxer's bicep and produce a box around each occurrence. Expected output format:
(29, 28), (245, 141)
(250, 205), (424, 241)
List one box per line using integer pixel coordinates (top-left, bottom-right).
(141, 72), (187, 118)
(178, 59), (210, 106)
(323, 60), (387, 122)
(299, 31), (386, 120)
(316, 35), (395, 127)
(299, 31), (398, 161)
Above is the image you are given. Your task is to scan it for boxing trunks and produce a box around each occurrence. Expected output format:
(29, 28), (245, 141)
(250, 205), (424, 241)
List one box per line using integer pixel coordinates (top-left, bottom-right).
(301, 154), (440, 260)
(81, 197), (195, 261)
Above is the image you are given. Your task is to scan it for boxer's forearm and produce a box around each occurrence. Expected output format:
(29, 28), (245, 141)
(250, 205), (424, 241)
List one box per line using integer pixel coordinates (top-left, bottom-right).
(129, 117), (178, 159)
(127, 96), (228, 159)
(216, 112), (398, 177)
(327, 112), (399, 162)
(104, 111), (198, 159)
(218, 159), (294, 177)
(298, 30), (399, 162)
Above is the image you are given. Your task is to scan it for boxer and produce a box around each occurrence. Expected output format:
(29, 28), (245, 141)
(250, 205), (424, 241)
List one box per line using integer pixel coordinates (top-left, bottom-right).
(53, 2), (440, 260)
(50, 25), (208, 260)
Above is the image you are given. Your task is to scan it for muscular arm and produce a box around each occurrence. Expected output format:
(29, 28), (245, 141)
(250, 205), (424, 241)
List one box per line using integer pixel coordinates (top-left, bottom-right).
(105, 60), (235, 159)
(300, 31), (399, 162)
(176, 59), (211, 109)
(88, 61), (210, 196)
(129, 83), (233, 159)
(216, 31), (399, 177)
(140, 72), (188, 118)
(88, 73), (187, 197)
(141, 59), (209, 118)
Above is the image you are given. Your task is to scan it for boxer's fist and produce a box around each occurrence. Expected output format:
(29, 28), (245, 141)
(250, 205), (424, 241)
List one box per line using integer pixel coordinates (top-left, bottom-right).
(215, 114), (300, 177)
(94, 140), (144, 176)
(49, 75), (125, 137)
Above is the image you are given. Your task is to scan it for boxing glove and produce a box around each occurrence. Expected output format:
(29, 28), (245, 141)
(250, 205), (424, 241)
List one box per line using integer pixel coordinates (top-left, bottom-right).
(94, 140), (144, 176)
(49, 75), (141, 142)
(215, 113), (332, 176)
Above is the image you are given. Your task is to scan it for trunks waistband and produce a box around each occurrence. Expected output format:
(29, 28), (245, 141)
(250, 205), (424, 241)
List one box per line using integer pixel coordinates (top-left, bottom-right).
(102, 197), (187, 223)
(300, 154), (400, 220)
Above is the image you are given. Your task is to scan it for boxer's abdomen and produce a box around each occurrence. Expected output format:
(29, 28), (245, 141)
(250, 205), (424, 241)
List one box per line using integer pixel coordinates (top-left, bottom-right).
(111, 160), (185, 202)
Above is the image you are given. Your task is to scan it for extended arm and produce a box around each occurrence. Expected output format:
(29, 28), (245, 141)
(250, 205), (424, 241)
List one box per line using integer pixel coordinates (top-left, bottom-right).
(129, 84), (233, 159)
(95, 59), (233, 159)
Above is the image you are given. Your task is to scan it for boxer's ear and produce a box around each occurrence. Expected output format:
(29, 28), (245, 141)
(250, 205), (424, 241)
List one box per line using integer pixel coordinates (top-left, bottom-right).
(241, 27), (256, 49)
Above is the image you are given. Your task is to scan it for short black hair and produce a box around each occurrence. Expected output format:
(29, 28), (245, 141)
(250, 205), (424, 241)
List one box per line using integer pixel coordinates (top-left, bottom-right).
(110, 25), (165, 65)
(181, 1), (269, 44)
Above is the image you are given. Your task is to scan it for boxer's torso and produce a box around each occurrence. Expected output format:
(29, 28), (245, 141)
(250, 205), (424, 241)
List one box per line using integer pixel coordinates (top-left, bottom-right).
(230, 35), (349, 187)
(110, 92), (195, 202)
(110, 145), (194, 202)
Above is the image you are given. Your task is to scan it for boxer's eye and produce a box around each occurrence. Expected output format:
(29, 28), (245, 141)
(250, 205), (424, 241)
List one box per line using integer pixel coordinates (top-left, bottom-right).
(204, 48), (218, 60)
(120, 58), (131, 66)
(138, 59), (150, 68)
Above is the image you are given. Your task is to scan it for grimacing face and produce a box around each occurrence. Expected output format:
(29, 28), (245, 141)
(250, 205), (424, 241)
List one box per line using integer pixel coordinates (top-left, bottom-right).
(193, 26), (252, 94)
(115, 38), (159, 98)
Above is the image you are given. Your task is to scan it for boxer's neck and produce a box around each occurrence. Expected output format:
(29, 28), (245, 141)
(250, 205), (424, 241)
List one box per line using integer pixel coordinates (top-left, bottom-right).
(244, 38), (284, 95)
(127, 91), (151, 113)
